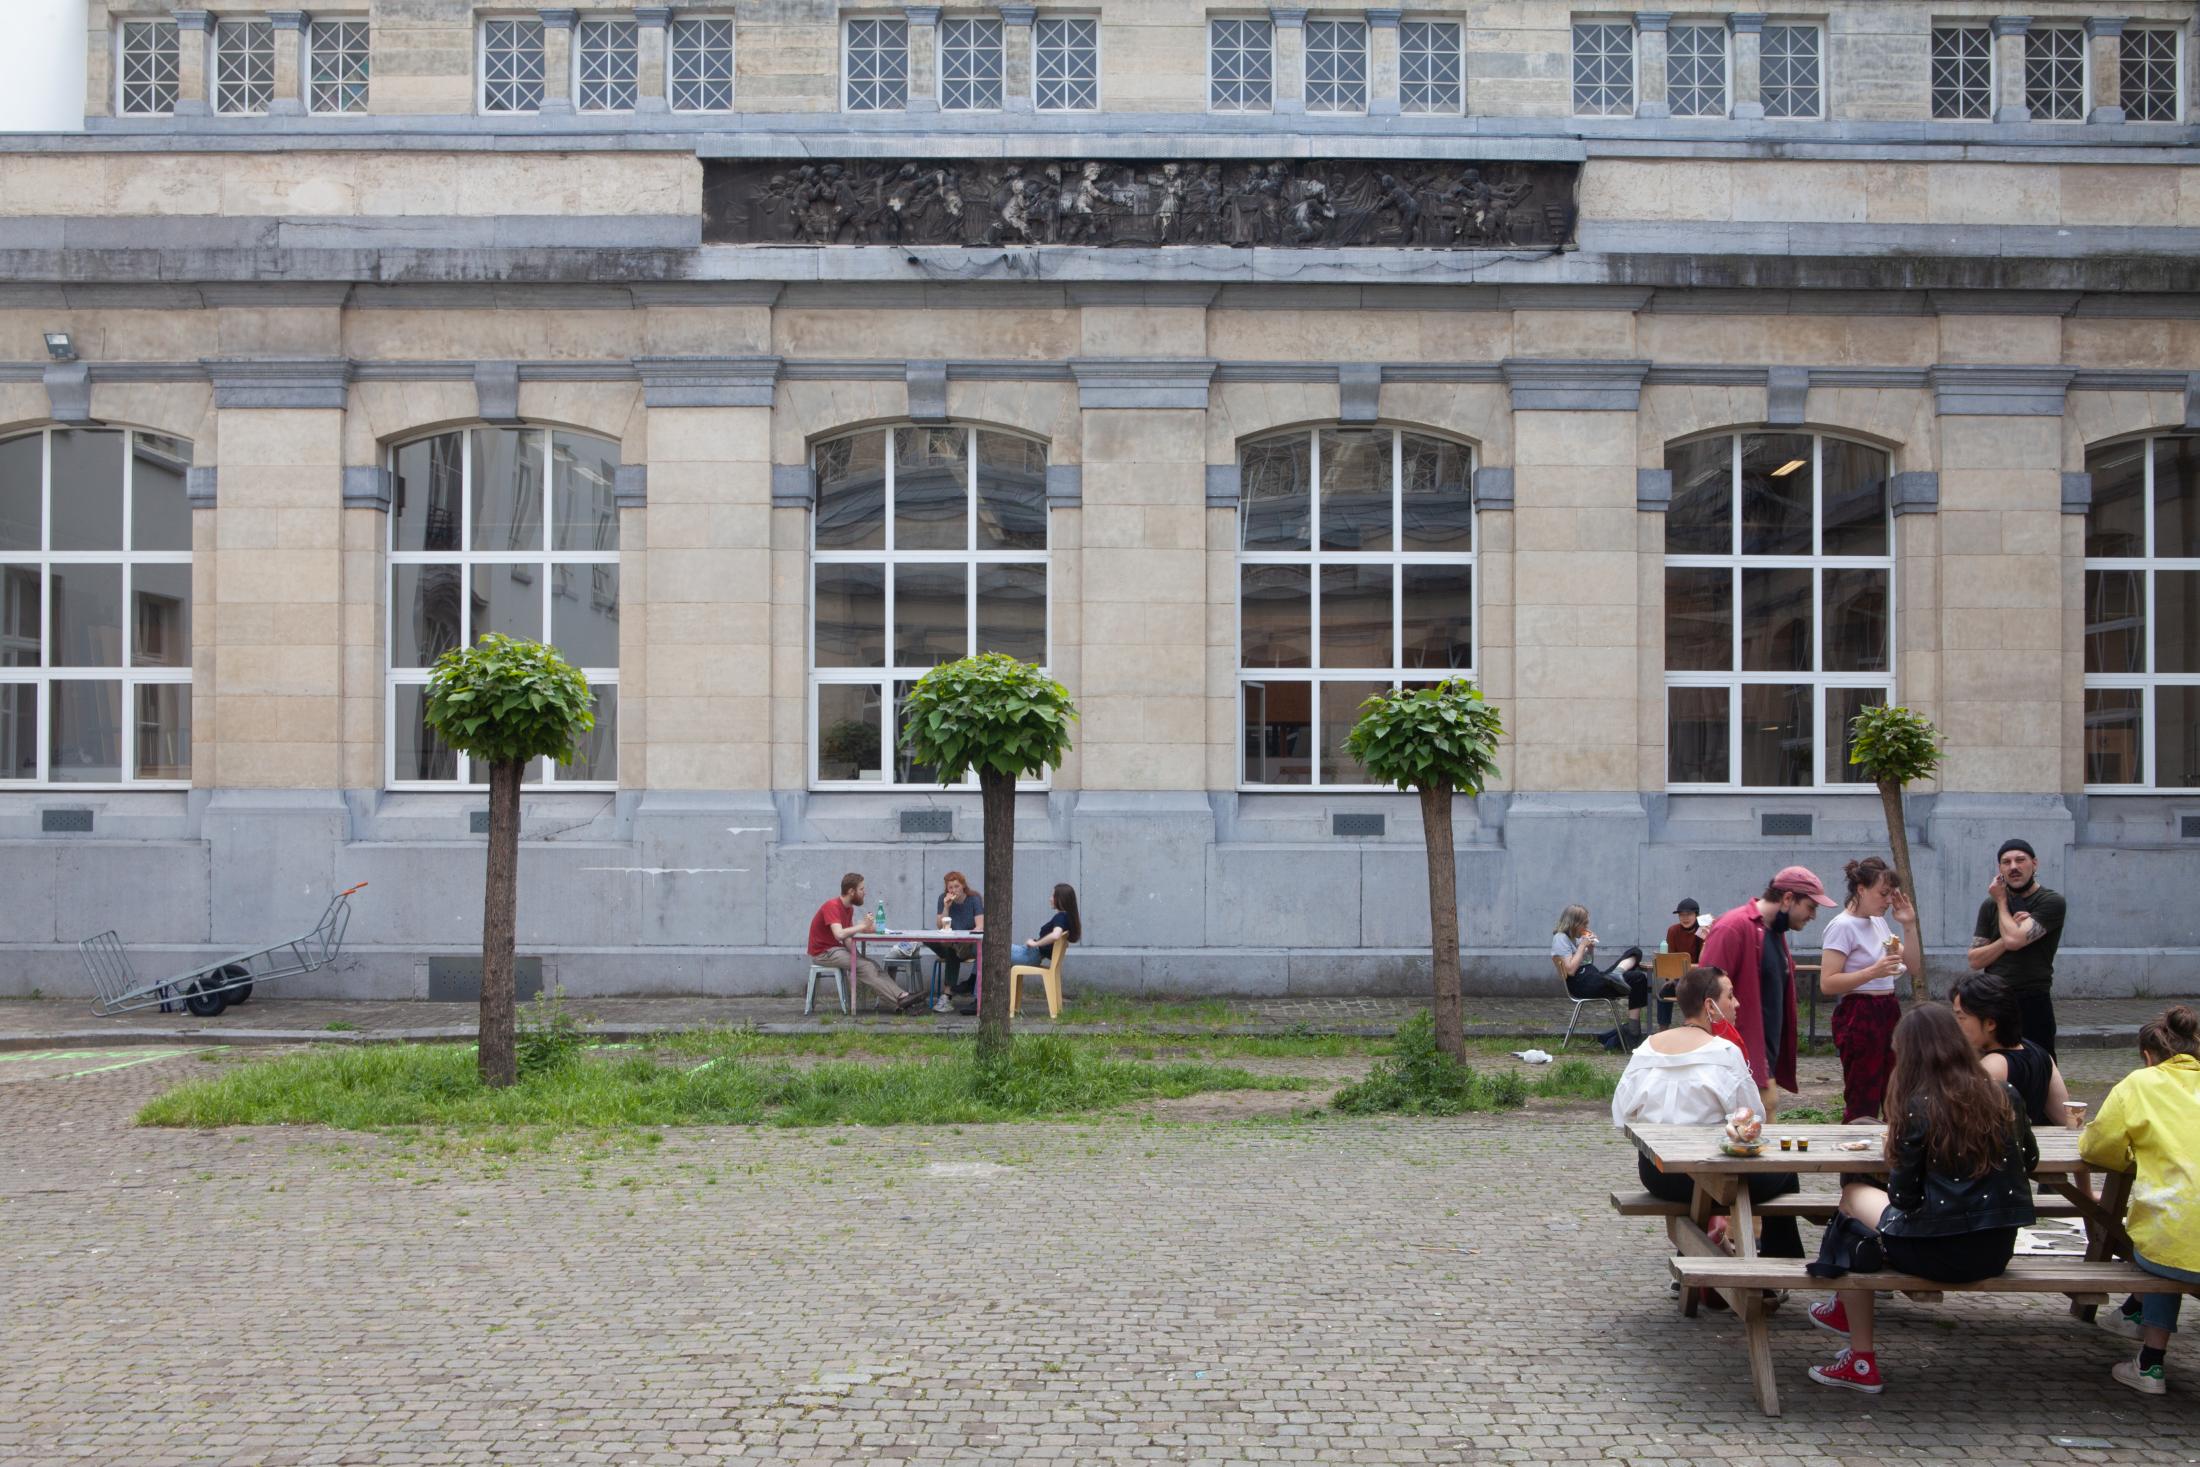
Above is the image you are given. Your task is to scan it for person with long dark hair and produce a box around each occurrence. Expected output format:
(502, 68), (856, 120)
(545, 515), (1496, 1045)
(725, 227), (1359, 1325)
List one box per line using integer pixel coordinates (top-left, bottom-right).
(1819, 856), (1918, 1121)
(953, 883), (1080, 1016)
(1806, 1003), (2038, 1394)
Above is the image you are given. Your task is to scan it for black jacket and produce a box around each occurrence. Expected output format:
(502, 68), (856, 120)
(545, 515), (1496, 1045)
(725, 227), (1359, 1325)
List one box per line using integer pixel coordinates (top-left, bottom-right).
(1877, 1083), (2039, 1238)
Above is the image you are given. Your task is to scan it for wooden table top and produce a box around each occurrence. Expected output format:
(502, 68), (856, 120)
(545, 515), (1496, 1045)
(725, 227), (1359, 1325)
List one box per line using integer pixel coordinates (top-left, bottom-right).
(1627, 1122), (2087, 1177)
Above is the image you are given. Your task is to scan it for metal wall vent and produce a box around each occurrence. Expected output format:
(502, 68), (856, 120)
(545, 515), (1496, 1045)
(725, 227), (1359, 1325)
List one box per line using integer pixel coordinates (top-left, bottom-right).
(2182, 815), (2200, 840)
(900, 809), (953, 835)
(41, 808), (94, 833)
(1761, 812), (1813, 838)
(1333, 812), (1386, 837)
(469, 810), (491, 834)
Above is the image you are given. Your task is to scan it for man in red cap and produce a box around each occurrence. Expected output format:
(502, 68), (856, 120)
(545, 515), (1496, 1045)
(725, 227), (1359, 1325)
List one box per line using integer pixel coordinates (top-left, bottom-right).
(1696, 866), (1838, 1117)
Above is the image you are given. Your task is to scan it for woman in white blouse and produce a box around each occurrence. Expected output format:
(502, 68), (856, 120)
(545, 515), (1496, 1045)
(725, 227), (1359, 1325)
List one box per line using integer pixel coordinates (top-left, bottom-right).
(1613, 965), (1806, 1259)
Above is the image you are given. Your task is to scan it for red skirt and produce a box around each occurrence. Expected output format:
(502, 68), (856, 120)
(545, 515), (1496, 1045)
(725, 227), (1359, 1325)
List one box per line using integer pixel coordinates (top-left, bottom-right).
(1832, 991), (1902, 1123)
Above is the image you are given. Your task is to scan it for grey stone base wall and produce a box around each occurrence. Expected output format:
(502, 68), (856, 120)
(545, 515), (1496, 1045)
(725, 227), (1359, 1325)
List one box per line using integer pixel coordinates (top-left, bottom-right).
(3, 787), (2195, 1000)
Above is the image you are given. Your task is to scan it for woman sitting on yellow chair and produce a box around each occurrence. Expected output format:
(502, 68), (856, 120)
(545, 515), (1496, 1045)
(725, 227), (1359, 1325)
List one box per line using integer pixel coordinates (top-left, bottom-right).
(953, 883), (1081, 1016)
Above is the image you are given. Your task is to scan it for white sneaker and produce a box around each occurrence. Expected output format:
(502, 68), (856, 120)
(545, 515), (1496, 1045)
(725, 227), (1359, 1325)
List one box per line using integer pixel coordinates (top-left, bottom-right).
(2098, 1307), (2145, 1341)
(931, 994), (953, 1014)
(2113, 1358), (2167, 1396)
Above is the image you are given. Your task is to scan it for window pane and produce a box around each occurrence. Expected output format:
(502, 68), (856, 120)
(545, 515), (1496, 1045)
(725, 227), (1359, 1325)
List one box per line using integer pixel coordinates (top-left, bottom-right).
(214, 18), (275, 113)
(2155, 686), (2200, 787)
(134, 682), (189, 780)
(119, 20), (180, 115)
(2155, 436), (2200, 559)
(1823, 687), (1886, 785)
(817, 683), (884, 782)
(845, 16), (909, 111)
(1399, 20), (1463, 114)
(1035, 16), (1099, 111)
(893, 426), (968, 551)
(393, 682), (458, 782)
(576, 19), (639, 111)
(2027, 27), (2086, 121)
(1210, 18), (1274, 111)
(50, 429), (124, 552)
(1243, 679), (1311, 784)
(1761, 24), (1820, 118)
(482, 18), (546, 111)
(131, 432), (193, 552)
(471, 429), (545, 553)
(815, 432), (886, 550)
(940, 17), (1003, 110)
(1740, 683), (1811, 788)
(392, 564), (464, 669)
(2085, 568), (2145, 674)
(1739, 434), (1813, 556)
(813, 563), (884, 668)
(1304, 19), (1368, 113)
(2085, 438), (2147, 557)
(0, 434), (39, 552)
(1573, 21), (1634, 115)
(893, 563), (967, 667)
(1240, 435), (1311, 551)
(52, 564), (122, 667)
(1669, 23), (1726, 116)
(1319, 680), (1389, 784)
(669, 17), (736, 111)
(975, 564), (1046, 663)
(309, 18), (372, 113)
(131, 564), (191, 668)
(551, 432), (620, 553)
(1401, 565), (1472, 670)
(551, 563), (619, 669)
(50, 679), (122, 782)
(0, 682), (32, 778)
(2159, 570), (2200, 675)
(975, 431), (1047, 551)
(1668, 686), (1729, 784)
(392, 433), (464, 554)
(1240, 565), (1310, 668)
(893, 679), (951, 784)
(1317, 429), (1389, 550)
(1665, 567), (1732, 672)
(2085, 687), (2143, 785)
(1665, 436), (1732, 554)
(1932, 25), (1993, 120)
(1822, 568), (1889, 674)
(2, 566), (39, 667)
(1319, 565), (1391, 668)
(1820, 440), (1890, 557)
(1740, 567), (1812, 672)
(1398, 434), (1472, 550)
(470, 563), (543, 644)
(2124, 29), (2181, 122)
(562, 684), (617, 782)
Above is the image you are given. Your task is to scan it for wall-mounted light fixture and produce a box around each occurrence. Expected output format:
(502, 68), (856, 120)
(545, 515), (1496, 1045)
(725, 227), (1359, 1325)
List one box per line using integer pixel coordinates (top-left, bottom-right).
(42, 332), (75, 362)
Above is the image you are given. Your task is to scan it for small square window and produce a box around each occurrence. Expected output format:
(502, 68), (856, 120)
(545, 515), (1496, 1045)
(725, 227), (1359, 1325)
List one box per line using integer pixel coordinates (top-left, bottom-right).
(1572, 21), (1634, 116)
(669, 16), (735, 112)
(308, 19), (371, 114)
(117, 20), (179, 117)
(1304, 19), (1367, 113)
(1210, 18), (1273, 112)
(1398, 21), (1462, 115)
(481, 18), (546, 113)
(2026, 26), (2086, 121)
(845, 16), (909, 111)
(1930, 25), (1992, 120)
(212, 18), (275, 115)
(940, 17), (1003, 110)
(1035, 15), (1098, 111)
(575, 18), (638, 112)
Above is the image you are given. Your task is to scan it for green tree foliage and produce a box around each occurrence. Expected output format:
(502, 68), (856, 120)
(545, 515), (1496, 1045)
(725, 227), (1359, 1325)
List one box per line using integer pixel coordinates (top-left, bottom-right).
(1345, 679), (1506, 1062)
(1848, 704), (1944, 1002)
(425, 634), (596, 1087)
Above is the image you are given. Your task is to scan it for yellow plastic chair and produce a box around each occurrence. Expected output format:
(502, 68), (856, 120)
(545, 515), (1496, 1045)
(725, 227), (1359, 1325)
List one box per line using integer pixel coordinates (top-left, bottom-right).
(1007, 941), (1067, 1020)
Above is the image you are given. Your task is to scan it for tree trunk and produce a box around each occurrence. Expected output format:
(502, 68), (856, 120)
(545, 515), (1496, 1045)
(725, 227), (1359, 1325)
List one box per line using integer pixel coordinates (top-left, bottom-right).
(975, 767), (1016, 1069)
(1877, 776), (1930, 1003)
(479, 757), (522, 1088)
(1418, 783), (1466, 1063)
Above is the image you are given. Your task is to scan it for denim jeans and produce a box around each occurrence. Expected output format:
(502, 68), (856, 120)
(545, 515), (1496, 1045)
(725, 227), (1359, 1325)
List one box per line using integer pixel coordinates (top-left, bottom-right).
(1009, 941), (1048, 967)
(2137, 1249), (2199, 1333)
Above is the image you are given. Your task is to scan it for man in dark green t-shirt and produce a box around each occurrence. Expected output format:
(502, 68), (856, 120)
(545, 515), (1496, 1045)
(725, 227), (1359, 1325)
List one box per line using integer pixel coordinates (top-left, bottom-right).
(1968, 838), (2068, 1056)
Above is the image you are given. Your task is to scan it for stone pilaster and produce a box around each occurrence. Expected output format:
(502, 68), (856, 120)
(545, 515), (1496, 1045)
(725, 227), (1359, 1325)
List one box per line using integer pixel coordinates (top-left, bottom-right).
(267, 10), (304, 117)
(1367, 9), (1402, 116)
(1000, 4), (1035, 113)
(905, 6), (940, 111)
(2087, 16), (2126, 123)
(635, 6), (670, 115)
(1635, 12), (1671, 119)
(1728, 13), (1764, 119)
(174, 10), (211, 117)
(1271, 8), (1307, 115)
(538, 8), (576, 116)
(1994, 15), (2031, 123)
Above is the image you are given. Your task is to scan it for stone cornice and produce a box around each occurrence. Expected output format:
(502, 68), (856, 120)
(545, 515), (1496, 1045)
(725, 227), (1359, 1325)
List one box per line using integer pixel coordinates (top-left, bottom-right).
(1929, 364), (2075, 416)
(1069, 358), (1219, 410)
(202, 356), (352, 409)
(1501, 358), (1651, 412)
(632, 355), (782, 408)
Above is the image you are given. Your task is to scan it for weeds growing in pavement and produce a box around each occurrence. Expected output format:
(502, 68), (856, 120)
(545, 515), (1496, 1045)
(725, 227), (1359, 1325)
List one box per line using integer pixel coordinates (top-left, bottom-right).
(1330, 1015), (1618, 1115)
(515, 987), (591, 1078)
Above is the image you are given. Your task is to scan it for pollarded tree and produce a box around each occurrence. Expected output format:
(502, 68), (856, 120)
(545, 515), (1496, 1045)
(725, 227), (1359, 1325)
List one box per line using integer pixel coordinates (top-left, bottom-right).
(900, 653), (1078, 1068)
(424, 633), (597, 1088)
(1345, 678), (1506, 1064)
(1848, 703), (1943, 1003)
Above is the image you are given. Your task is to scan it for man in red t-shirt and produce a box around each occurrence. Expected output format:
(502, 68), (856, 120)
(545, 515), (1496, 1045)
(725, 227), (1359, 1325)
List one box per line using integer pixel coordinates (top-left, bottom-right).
(808, 871), (923, 1012)
(1695, 866), (1835, 1117)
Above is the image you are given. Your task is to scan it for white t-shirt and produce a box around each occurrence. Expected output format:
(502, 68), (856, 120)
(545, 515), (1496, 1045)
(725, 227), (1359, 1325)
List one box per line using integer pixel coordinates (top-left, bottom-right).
(1611, 1036), (1759, 1127)
(1820, 910), (1901, 995)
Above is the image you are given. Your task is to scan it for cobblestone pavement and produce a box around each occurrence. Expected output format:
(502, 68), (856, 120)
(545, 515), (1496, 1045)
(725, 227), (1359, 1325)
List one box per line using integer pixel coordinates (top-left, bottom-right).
(4, 1051), (2197, 1465)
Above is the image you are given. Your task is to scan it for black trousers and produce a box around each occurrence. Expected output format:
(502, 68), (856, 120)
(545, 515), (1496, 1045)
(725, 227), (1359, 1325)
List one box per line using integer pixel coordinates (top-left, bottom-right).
(2017, 987), (2057, 1058)
(1567, 947), (1648, 1009)
(1637, 1153), (1805, 1258)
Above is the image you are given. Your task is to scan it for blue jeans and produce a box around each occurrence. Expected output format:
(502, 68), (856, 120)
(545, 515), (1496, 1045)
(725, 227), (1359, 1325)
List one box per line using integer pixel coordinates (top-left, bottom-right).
(1009, 942), (1048, 967)
(2137, 1250), (2198, 1333)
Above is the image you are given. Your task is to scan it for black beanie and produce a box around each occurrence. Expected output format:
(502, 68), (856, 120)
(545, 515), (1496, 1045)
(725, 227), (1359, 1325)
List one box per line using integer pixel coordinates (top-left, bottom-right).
(1997, 838), (2036, 861)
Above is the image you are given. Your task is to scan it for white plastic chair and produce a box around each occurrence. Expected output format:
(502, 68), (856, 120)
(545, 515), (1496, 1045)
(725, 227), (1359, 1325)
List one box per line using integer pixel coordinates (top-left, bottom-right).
(805, 961), (849, 1016)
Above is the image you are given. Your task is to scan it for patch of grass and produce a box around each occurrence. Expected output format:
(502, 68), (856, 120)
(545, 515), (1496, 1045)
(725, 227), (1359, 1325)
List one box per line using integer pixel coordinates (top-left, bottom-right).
(324, 1021), (358, 1032)
(1774, 1103), (1841, 1123)
(1527, 1058), (1617, 1101)
(646, 1024), (1376, 1064)
(1331, 1013), (1538, 1116)
(136, 1033), (1308, 1132)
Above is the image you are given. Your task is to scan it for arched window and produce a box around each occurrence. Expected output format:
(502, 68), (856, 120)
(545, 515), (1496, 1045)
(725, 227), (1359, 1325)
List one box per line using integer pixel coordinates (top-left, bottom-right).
(2082, 434), (2200, 788)
(386, 426), (620, 787)
(1236, 426), (1474, 788)
(0, 427), (194, 785)
(1663, 431), (1892, 790)
(810, 424), (1049, 786)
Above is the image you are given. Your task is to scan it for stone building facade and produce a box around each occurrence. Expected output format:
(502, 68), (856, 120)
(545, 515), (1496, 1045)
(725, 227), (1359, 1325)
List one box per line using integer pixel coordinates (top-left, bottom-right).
(3, 0), (2198, 997)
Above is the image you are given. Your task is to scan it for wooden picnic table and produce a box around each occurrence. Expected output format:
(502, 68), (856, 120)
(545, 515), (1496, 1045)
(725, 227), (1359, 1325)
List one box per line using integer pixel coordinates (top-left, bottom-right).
(1624, 1121), (2134, 1415)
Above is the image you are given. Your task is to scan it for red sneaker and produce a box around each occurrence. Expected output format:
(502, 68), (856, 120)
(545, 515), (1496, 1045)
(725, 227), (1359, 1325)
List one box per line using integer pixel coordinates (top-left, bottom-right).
(1809, 1348), (1883, 1394)
(1809, 1298), (1850, 1337)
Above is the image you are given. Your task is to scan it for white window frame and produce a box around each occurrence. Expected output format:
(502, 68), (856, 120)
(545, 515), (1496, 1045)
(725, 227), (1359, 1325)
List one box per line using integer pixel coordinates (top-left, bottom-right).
(1235, 427), (1478, 793)
(573, 16), (640, 113)
(1665, 20), (1730, 118)
(938, 15), (1005, 111)
(115, 18), (180, 117)
(1208, 16), (1275, 114)
(1928, 22), (1994, 122)
(306, 16), (372, 115)
(2122, 26), (2186, 123)
(2082, 433), (2200, 792)
(1571, 18), (1637, 118)
(1759, 20), (1824, 120)
(1303, 17), (1369, 114)
(1033, 13), (1100, 111)
(667, 14), (736, 113)
(1397, 18), (1463, 115)
(211, 16), (276, 116)
(2025, 24), (2089, 122)
(842, 15), (910, 112)
(0, 428), (195, 790)
(1664, 433), (1896, 794)
(479, 16), (547, 115)
(384, 427), (620, 792)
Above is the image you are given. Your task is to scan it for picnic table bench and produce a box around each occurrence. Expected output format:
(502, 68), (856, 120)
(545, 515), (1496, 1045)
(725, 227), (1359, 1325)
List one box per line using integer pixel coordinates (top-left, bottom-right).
(1620, 1121), (2177, 1415)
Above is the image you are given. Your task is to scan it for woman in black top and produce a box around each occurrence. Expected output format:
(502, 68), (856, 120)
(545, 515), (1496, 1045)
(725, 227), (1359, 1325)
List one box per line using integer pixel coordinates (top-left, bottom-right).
(953, 884), (1080, 1016)
(1807, 1003), (2038, 1395)
(1951, 973), (2077, 1128)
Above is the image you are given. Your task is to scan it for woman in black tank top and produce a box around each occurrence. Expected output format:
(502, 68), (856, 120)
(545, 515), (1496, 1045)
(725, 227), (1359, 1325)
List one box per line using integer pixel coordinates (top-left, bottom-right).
(1953, 974), (2077, 1127)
